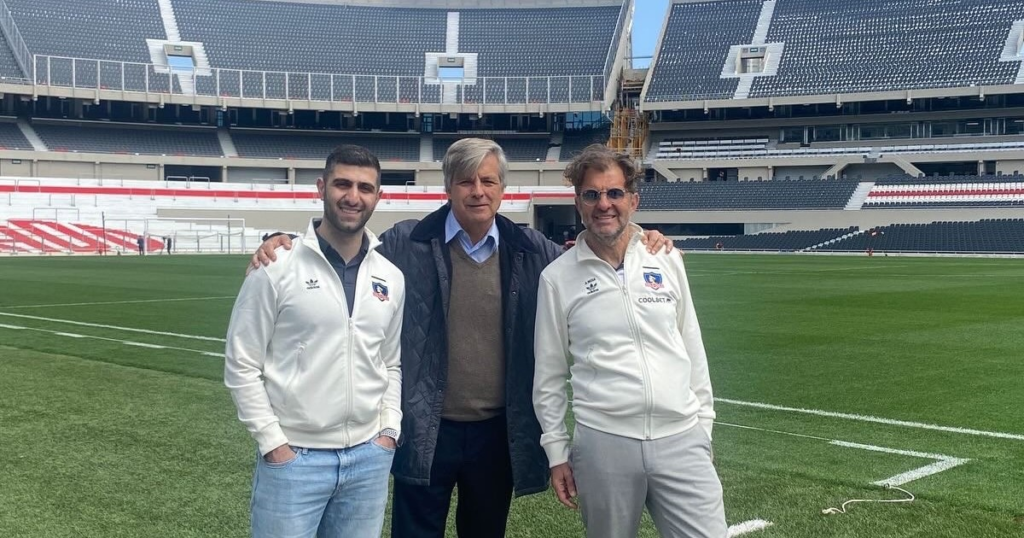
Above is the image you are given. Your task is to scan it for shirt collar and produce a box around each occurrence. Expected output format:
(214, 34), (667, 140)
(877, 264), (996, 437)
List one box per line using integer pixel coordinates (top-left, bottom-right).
(313, 220), (370, 266)
(575, 223), (643, 264)
(444, 209), (500, 250)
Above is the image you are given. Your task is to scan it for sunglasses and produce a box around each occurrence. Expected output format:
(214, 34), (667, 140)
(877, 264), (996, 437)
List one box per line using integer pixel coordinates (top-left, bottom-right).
(578, 188), (630, 205)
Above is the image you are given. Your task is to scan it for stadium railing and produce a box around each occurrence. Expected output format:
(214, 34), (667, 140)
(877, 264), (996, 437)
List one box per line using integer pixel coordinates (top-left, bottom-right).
(28, 54), (606, 107)
(0, 0), (31, 81)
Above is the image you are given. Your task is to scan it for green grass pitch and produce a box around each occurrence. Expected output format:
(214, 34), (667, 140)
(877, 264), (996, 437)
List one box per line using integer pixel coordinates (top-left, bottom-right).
(1, 253), (1022, 537)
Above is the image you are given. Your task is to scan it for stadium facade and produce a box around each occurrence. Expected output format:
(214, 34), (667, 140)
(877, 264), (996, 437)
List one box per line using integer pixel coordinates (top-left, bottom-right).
(0, 0), (1022, 254)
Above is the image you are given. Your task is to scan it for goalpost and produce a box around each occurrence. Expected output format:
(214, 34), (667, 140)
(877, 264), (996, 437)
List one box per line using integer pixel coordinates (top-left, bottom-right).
(102, 216), (251, 254)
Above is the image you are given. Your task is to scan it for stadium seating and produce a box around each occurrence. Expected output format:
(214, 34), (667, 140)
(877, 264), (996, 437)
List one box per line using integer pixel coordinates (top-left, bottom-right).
(646, 0), (1024, 102)
(654, 138), (771, 159)
(174, 0), (446, 77)
(864, 174), (1024, 208)
(174, 1), (618, 85)
(653, 138), (1024, 160)
(644, 0), (762, 102)
(0, 36), (24, 81)
(639, 179), (860, 210)
(674, 227), (857, 251)
(874, 174), (1024, 185)
(0, 121), (31, 150)
(432, 136), (550, 162)
(461, 7), (620, 78)
(823, 220), (1024, 253)
(32, 122), (223, 156)
(7, 0), (162, 63)
(750, 0), (1024, 98)
(231, 131), (420, 162)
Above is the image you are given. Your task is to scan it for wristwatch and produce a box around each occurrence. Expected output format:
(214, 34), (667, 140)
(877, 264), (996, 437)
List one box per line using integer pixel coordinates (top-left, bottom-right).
(379, 428), (400, 442)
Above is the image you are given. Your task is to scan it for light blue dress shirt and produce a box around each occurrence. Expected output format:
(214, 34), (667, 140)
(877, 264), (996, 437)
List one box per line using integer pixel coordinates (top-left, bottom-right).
(445, 210), (500, 263)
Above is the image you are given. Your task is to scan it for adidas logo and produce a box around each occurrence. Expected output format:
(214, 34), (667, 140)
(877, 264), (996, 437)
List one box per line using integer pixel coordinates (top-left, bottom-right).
(305, 279), (319, 290)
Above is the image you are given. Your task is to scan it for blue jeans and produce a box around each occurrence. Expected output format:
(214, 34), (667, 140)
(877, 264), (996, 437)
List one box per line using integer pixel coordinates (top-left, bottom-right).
(251, 440), (395, 538)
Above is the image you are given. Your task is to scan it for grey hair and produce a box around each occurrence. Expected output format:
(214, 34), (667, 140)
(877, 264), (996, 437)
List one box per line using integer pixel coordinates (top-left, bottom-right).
(442, 138), (508, 191)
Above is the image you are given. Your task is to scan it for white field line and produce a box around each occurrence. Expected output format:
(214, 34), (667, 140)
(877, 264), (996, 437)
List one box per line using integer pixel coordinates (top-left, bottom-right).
(831, 441), (970, 487)
(0, 322), (222, 357)
(122, 341), (168, 349)
(717, 422), (971, 487)
(718, 398), (1024, 441)
(689, 271), (1022, 278)
(1, 296), (235, 309)
(687, 265), (909, 277)
(727, 519), (773, 537)
(0, 312), (225, 342)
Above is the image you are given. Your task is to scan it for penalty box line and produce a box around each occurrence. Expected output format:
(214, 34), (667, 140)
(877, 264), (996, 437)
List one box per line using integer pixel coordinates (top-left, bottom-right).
(717, 421), (970, 487)
(718, 397), (1024, 442)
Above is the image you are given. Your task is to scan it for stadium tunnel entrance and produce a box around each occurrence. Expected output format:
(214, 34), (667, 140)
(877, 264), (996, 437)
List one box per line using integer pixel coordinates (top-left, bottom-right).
(534, 204), (579, 247)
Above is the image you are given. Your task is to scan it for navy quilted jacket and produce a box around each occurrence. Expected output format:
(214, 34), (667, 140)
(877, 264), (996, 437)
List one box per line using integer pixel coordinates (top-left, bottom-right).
(378, 204), (563, 497)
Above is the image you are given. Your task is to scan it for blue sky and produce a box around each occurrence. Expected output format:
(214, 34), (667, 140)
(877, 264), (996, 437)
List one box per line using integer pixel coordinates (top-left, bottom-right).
(631, 0), (670, 67)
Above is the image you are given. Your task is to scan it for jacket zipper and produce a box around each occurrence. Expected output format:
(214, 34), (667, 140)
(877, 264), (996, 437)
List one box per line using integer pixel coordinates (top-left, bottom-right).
(346, 317), (354, 447)
(616, 256), (654, 440)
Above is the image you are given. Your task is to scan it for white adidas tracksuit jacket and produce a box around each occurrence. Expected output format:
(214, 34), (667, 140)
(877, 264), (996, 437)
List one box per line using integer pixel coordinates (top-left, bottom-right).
(533, 224), (715, 467)
(225, 219), (405, 456)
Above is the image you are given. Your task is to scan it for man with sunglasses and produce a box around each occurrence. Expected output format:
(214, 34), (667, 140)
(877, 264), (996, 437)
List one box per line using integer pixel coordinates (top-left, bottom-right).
(533, 144), (726, 538)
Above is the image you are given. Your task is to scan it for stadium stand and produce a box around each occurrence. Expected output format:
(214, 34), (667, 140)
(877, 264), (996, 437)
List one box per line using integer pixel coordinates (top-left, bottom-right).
(863, 175), (1024, 208)
(460, 7), (619, 78)
(6, 0), (163, 62)
(174, 0), (445, 77)
(653, 138), (1024, 160)
(8, 0), (173, 92)
(31, 122), (222, 156)
(560, 128), (611, 159)
(432, 136), (550, 162)
(638, 179), (860, 210)
(749, 0), (1024, 98)
(231, 131), (420, 162)
(823, 220), (1024, 253)
(0, 34), (24, 81)
(0, 121), (31, 150)
(645, 0), (1024, 103)
(644, 0), (761, 102)
(874, 174), (1024, 185)
(674, 227), (857, 251)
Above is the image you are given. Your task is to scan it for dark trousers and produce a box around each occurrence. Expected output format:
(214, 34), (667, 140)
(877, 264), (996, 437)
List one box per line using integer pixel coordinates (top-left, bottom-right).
(392, 415), (514, 538)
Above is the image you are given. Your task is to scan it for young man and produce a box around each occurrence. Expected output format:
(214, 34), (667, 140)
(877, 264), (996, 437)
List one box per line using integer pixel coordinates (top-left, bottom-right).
(533, 144), (727, 538)
(225, 144), (405, 537)
(249, 139), (674, 537)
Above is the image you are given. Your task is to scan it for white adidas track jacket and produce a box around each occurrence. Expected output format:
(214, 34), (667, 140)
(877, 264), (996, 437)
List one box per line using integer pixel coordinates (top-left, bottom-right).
(533, 225), (715, 467)
(225, 219), (405, 456)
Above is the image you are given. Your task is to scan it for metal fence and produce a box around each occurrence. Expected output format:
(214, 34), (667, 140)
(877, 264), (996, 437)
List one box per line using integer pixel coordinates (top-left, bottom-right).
(29, 55), (606, 106)
(0, 0), (31, 81)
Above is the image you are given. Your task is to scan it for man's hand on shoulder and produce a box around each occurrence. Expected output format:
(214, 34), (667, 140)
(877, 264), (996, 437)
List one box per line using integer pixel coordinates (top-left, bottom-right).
(246, 233), (294, 276)
(640, 229), (675, 255)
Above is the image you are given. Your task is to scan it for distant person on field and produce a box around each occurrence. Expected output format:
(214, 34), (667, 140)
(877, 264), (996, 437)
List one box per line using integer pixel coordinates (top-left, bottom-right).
(164, 236), (173, 254)
(224, 145), (405, 538)
(136, 235), (145, 256)
(533, 145), (726, 538)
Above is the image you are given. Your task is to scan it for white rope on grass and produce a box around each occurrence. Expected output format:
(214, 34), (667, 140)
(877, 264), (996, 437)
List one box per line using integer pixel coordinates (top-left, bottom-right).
(822, 484), (915, 515)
